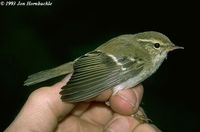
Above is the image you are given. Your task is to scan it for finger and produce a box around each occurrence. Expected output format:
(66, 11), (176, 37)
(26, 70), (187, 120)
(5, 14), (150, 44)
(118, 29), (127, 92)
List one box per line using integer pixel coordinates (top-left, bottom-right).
(104, 113), (140, 132)
(57, 103), (113, 132)
(104, 113), (160, 132)
(56, 116), (103, 132)
(94, 89), (113, 102)
(133, 123), (161, 132)
(71, 102), (90, 116)
(44, 74), (76, 121)
(80, 103), (113, 126)
(6, 74), (76, 131)
(109, 84), (144, 115)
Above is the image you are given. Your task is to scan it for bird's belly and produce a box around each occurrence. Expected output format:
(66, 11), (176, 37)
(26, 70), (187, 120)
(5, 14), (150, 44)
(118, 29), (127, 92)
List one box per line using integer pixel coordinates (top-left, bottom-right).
(112, 75), (143, 94)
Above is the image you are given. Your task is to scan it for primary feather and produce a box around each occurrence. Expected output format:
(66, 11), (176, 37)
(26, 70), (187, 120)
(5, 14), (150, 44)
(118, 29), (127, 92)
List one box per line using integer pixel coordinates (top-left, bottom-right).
(60, 51), (144, 102)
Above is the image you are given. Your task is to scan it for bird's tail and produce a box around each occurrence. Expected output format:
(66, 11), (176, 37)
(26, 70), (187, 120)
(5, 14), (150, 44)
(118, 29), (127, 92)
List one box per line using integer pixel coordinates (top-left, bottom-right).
(24, 62), (74, 86)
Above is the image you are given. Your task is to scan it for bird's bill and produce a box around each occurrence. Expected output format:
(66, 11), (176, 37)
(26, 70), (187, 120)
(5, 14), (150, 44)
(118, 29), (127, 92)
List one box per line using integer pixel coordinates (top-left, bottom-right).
(167, 44), (184, 52)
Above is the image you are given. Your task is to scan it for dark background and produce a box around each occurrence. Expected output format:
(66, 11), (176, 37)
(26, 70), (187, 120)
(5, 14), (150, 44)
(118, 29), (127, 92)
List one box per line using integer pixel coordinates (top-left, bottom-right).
(0, 0), (198, 131)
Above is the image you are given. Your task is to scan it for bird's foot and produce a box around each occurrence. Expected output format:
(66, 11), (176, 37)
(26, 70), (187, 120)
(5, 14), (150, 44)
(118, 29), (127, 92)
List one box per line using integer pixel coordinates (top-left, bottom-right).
(132, 107), (151, 123)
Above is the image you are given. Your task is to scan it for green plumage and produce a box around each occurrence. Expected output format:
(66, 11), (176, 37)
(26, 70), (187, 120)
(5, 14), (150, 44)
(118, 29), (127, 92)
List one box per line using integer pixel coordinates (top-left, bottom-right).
(24, 31), (183, 103)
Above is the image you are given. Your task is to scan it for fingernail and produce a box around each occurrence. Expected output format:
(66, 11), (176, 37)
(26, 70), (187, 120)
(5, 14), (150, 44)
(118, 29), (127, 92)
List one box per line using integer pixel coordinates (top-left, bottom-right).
(105, 118), (129, 132)
(105, 129), (114, 132)
(104, 119), (118, 132)
(150, 124), (162, 132)
(61, 74), (72, 83)
(117, 90), (137, 108)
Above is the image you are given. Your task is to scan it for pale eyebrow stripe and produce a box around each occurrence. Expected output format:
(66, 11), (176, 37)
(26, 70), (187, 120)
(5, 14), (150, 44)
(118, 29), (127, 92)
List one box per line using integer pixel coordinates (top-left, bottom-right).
(137, 38), (161, 44)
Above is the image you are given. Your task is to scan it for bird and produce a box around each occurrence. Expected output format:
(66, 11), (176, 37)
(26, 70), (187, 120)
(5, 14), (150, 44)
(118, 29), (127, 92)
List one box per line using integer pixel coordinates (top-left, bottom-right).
(24, 31), (183, 103)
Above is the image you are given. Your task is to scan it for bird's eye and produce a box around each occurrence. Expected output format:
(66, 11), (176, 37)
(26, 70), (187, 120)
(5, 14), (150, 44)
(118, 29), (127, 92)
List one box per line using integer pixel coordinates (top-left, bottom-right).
(154, 43), (160, 48)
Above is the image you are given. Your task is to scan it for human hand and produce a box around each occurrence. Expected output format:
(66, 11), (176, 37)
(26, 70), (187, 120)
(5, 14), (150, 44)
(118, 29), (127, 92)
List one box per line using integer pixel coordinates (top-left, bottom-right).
(5, 75), (160, 132)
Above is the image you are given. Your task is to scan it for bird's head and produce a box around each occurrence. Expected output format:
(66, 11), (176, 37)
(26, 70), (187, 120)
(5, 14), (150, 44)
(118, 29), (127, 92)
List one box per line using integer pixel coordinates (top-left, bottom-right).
(135, 31), (184, 66)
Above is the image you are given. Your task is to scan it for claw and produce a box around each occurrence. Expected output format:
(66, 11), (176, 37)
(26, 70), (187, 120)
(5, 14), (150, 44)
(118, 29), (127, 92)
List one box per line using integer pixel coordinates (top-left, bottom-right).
(132, 107), (151, 123)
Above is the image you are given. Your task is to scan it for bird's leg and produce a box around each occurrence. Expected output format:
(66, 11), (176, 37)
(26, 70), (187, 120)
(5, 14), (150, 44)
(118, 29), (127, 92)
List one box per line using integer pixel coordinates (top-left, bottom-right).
(132, 107), (151, 123)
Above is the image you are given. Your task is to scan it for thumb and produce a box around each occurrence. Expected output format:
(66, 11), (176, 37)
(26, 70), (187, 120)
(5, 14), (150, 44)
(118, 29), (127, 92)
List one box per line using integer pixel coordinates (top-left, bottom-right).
(6, 75), (75, 132)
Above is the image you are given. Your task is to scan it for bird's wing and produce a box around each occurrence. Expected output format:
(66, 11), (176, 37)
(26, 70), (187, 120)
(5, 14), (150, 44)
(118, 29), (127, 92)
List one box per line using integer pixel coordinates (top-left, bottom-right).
(60, 51), (144, 102)
(24, 62), (74, 86)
